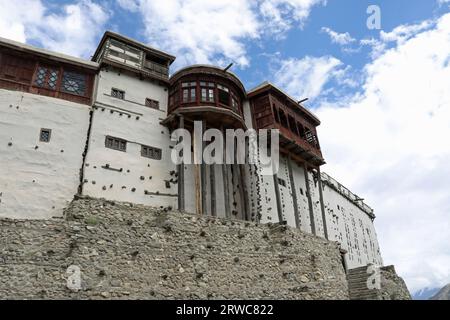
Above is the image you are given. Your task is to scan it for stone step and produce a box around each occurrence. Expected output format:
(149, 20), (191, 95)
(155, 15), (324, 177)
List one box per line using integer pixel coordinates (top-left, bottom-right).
(348, 266), (370, 273)
(347, 270), (370, 277)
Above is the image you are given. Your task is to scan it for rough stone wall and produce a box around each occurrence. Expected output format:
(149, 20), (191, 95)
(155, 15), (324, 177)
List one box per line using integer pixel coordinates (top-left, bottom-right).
(0, 197), (348, 300)
(379, 265), (412, 300)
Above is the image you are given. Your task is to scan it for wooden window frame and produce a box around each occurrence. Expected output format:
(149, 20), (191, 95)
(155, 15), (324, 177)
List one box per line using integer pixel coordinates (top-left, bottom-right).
(111, 88), (125, 100)
(39, 128), (52, 143)
(141, 145), (162, 160)
(145, 98), (160, 110)
(105, 136), (127, 152)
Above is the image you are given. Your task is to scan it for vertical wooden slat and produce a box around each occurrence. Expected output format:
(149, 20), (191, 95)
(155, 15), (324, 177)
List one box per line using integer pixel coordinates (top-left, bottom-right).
(304, 163), (316, 235)
(287, 155), (300, 229)
(273, 174), (284, 223)
(221, 126), (231, 219)
(317, 167), (329, 240)
(177, 115), (185, 211)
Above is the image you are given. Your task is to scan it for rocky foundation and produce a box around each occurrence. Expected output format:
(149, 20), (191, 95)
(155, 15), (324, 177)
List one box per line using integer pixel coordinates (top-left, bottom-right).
(0, 197), (349, 300)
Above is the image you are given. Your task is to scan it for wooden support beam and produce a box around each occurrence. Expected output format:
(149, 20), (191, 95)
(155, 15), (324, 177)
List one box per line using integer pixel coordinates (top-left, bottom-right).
(177, 115), (185, 211)
(200, 120), (207, 215)
(210, 164), (217, 216)
(273, 173), (284, 223)
(317, 167), (329, 240)
(287, 155), (300, 229)
(221, 126), (231, 219)
(193, 121), (202, 215)
(237, 164), (250, 221)
(304, 163), (316, 235)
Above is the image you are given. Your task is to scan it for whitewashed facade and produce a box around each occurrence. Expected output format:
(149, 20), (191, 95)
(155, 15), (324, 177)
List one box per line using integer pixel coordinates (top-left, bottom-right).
(0, 32), (382, 270)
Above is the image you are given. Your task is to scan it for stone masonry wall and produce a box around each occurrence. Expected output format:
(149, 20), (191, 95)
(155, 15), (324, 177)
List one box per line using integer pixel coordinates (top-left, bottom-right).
(0, 197), (349, 300)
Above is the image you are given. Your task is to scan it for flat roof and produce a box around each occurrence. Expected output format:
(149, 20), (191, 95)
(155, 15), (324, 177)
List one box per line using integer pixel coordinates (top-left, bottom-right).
(247, 81), (321, 125)
(0, 36), (99, 70)
(92, 31), (176, 64)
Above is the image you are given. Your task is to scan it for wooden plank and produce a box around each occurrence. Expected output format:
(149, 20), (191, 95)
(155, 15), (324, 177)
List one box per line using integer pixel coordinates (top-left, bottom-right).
(287, 155), (301, 229)
(177, 115), (185, 211)
(221, 126), (231, 219)
(304, 163), (316, 235)
(317, 167), (329, 240)
(210, 164), (217, 216)
(273, 174), (284, 223)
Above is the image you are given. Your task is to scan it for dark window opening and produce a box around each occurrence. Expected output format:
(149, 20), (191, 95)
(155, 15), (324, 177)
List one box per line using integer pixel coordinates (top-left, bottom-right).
(218, 84), (230, 106)
(145, 98), (159, 109)
(273, 106), (280, 123)
(111, 88), (125, 100)
(279, 110), (288, 128)
(300, 188), (304, 196)
(297, 122), (305, 138)
(288, 115), (297, 135)
(39, 129), (52, 143)
(278, 178), (287, 187)
(141, 145), (162, 160)
(105, 136), (127, 152)
(61, 71), (87, 96)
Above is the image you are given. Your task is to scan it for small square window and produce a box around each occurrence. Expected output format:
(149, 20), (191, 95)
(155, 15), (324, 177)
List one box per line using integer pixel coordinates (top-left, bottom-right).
(40, 129), (52, 143)
(141, 145), (162, 160)
(105, 136), (127, 152)
(111, 88), (125, 100)
(145, 98), (159, 110)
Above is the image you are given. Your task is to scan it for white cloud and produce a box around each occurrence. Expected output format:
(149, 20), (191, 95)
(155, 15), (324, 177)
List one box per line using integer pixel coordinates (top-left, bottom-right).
(361, 20), (434, 58)
(258, 0), (326, 35)
(0, 0), (109, 58)
(0, 0), (45, 43)
(321, 27), (356, 45)
(118, 0), (326, 68)
(272, 55), (344, 100)
(316, 12), (450, 294)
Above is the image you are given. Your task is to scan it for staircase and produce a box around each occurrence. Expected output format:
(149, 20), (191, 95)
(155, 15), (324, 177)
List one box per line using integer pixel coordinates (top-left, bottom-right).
(347, 266), (382, 300)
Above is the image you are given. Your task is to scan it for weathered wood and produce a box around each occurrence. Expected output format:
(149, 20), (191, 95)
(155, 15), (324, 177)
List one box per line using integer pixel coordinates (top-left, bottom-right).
(210, 164), (216, 216)
(317, 167), (329, 240)
(287, 155), (300, 229)
(200, 120), (207, 215)
(177, 115), (185, 211)
(221, 127), (231, 219)
(303, 163), (316, 235)
(273, 173), (284, 223)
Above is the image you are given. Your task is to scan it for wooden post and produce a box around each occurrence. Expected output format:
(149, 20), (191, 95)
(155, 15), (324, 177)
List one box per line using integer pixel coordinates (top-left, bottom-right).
(239, 164), (250, 221)
(210, 164), (216, 216)
(177, 115), (185, 211)
(193, 121), (202, 215)
(200, 120), (207, 215)
(235, 164), (248, 221)
(222, 126), (231, 219)
(273, 174), (284, 223)
(317, 167), (329, 240)
(304, 163), (316, 235)
(287, 155), (300, 229)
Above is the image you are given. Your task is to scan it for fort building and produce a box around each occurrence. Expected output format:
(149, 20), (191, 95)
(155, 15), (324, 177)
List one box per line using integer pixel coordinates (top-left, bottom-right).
(0, 31), (382, 272)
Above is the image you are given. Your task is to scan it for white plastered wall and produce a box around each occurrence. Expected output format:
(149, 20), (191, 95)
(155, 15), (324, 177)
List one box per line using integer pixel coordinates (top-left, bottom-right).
(82, 68), (177, 209)
(322, 183), (383, 269)
(0, 89), (90, 219)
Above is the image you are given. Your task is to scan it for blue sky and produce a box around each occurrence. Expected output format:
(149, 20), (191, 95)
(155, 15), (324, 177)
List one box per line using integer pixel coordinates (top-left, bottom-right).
(0, 0), (449, 296)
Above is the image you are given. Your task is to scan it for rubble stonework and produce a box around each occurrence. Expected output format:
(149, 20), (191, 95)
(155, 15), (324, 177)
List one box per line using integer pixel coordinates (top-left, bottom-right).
(0, 197), (350, 300)
(379, 266), (412, 300)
